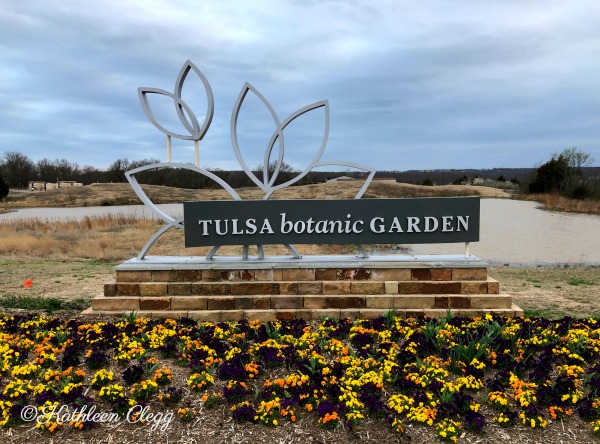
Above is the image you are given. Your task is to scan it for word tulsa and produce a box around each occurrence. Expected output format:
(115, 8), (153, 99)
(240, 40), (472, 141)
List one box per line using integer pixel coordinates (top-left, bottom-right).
(196, 213), (471, 236)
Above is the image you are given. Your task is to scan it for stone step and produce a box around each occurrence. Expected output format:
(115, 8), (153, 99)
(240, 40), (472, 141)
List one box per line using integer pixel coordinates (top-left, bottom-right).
(105, 277), (500, 297)
(92, 293), (513, 312)
(114, 267), (489, 283)
(82, 304), (524, 322)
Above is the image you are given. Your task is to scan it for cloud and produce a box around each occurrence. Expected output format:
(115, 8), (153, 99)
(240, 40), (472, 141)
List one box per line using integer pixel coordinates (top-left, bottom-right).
(0, 0), (599, 171)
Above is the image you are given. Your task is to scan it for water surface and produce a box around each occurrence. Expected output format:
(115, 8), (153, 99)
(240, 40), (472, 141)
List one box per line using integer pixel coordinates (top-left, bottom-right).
(2, 199), (599, 265)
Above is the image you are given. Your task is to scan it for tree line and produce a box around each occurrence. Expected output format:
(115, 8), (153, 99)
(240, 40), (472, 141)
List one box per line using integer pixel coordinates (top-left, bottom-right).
(0, 151), (365, 197)
(1, 148), (597, 202)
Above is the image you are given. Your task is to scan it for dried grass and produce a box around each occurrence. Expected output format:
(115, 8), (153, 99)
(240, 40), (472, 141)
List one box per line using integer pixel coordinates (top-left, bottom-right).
(524, 193), (600, 215)
(0, 215), (160, 259)
(1, 181), (513, 211)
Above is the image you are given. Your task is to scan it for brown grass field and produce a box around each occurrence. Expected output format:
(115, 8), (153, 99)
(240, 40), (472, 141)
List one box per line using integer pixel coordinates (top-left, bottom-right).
(0, 182), (598, 320)
(1, 183), (600, 443)
(0, 180), (513, 209)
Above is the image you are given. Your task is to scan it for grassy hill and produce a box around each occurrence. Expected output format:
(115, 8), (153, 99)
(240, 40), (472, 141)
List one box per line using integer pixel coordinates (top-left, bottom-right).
(1, 181), (512, 209)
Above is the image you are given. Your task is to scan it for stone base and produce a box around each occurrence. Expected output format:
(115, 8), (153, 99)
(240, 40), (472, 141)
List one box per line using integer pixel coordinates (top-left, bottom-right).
(85, 254), (523, 320)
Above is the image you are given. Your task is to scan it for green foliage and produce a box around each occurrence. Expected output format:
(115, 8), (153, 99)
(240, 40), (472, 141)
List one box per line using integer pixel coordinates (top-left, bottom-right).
(529, 155), (569, 194)
(529, 147), (595, 197)
(567, 278), (595, 286)
(0, 296), (89, 311)
(452, 175), (469, 185)
(0, 173), (8, 201)
(568, 185), (591, 200)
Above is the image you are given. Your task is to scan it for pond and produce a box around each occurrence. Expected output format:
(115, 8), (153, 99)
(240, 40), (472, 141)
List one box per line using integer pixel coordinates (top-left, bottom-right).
(1, 199), (599, 265)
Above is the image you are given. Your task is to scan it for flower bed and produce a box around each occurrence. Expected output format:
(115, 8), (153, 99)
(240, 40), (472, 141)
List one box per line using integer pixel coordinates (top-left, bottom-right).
(0, 312), (599, 441)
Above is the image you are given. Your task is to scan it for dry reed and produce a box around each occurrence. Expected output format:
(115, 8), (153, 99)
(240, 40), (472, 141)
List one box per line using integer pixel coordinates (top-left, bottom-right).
(528, 194), (600, 215)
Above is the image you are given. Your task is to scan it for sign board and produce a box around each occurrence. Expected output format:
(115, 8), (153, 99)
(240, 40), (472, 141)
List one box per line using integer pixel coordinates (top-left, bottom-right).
(129, 60), (482, 260)
(184, 197), (479, 247)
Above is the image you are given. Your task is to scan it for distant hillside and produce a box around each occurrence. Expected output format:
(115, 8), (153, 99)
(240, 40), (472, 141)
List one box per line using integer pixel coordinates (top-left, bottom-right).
(1, 181), (512, 209)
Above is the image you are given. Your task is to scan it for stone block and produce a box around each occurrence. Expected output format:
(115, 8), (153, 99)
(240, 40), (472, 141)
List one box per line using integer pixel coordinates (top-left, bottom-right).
(352, 269), (371, 280)
(231, 282), (279, 296)
(192, 283), (231, 296)
(140, 298), (170, 311)
(470, 295), (512, 309)
(253, 270), (273, 281)
(244, 310), (277, 322)
(327, 296), (365, 309)
(202, 270), (222, 282)
(281, 269), (315, 281)
(276, 311), (296, 321)
(272, 270), (283, 280)
(152, 270), (178, 282)
(92, 296), (139, 311)
(293, 309), (321, 321)
(359, 309), (387, 320)
(411, 269), (431, 280)
(484, 308), (516, 317)
(304, 297), (326, 309)
(337, 269), (354, 280)
(421, 282), (462, 294)
(298, 282), (322, 294)
(252, 296), (271, 310)
(384, 281), (399, 294)
(370, 269), (411, 281)
(188, 310), (221, 322)
(423, 309), (452, 318)
(461, 281), (487, 295)
(322, 281), (351, 295)
(405, 309), (426, 319)
(394, 295), (435, 309)
(350, 282), (384, 295)
(104, 283), (117, 296)
(116, 283), (140, 296)
(221, 270), (254, 281)
(452, 268), (488, 281)
(431, 269), (452, 281)
(279, 283), (298, 295)
(171, 297), (207, 310)
(487, 278), (500, 294)
(513, 304), (524, 318)
(271, 297), (303, 309)
(117, 271), (152, 282)
(207, 297), (235, 310)
(314, 309), (341, 319)
(315, 269), (338, 280)
(178, 270), (203, 281)
(234, 297), (254, 310)
(398, 282), (422, 294)
(455, 309), (484, 318)
(149, 311), (187, 319)
(434, 296), (471, 309)
(366, 296), (394, 309)
(340, 310), (361, 320)
(168, 283), (191, 295)
(221, 310), (245, 321)
(139, 283), (168, 296)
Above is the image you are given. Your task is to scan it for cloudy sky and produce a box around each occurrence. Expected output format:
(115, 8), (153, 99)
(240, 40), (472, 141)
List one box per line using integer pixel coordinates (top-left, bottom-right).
(1, 0), (599, 173)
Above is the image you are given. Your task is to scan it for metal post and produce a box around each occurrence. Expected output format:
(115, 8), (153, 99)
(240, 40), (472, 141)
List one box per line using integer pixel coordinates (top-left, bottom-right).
(465, 242), (470, 258)
(194, 140), (199, 167)
(166, 135), (172, 162)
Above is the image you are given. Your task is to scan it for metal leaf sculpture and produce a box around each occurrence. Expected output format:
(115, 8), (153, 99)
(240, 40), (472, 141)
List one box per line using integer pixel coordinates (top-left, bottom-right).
(132, 61), (377, 260)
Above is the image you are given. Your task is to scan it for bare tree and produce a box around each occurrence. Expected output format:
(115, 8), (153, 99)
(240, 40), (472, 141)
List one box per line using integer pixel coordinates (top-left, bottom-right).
(1, 151), (34, 188)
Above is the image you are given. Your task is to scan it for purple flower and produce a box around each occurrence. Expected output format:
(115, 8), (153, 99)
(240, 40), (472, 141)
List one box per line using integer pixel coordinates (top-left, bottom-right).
(463, 410), (486, 433)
